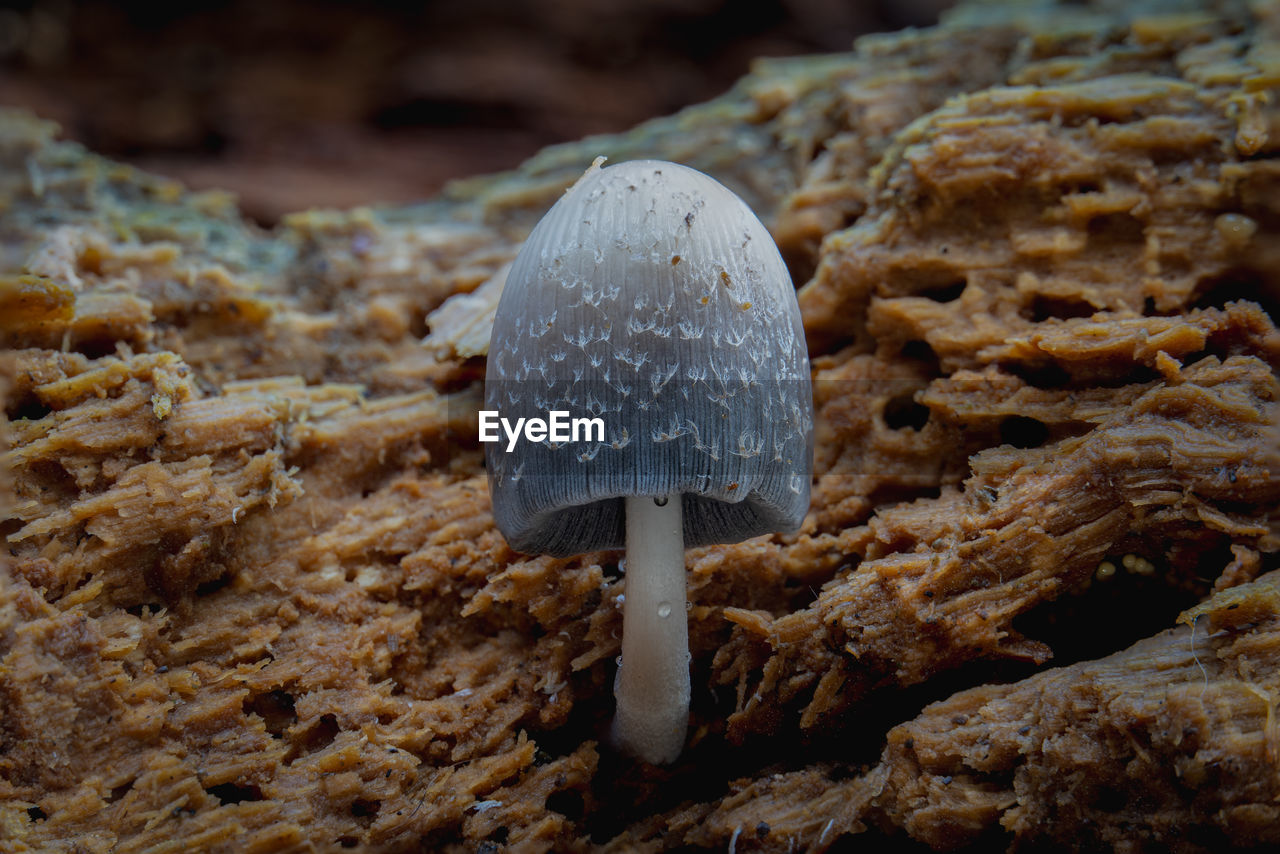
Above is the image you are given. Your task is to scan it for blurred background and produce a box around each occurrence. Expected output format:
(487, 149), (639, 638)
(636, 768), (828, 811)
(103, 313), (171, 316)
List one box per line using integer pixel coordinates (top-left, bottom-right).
(0, 0), (953, 223)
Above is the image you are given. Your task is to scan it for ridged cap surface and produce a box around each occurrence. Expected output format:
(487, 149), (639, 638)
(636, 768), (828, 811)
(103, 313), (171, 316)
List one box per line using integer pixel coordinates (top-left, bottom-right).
(485, 160), (813, 555)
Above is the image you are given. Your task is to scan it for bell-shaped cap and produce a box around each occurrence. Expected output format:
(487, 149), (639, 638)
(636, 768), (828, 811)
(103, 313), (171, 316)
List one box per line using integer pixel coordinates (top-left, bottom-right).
(485, 160), (813, 556)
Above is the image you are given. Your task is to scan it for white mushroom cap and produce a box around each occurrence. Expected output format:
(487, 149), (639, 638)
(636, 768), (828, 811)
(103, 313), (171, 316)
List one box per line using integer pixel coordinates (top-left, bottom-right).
(485, 159), (813, 556)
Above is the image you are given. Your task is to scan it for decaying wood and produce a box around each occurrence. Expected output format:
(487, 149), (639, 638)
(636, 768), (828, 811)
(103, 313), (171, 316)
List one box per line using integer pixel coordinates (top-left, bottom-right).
(2, 0), (1278, 851)
(639, 570), (1280, 851)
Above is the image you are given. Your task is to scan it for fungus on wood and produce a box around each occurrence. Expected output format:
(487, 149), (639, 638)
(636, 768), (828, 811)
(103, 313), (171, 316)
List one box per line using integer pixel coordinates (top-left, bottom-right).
(485, 158), (813, 764)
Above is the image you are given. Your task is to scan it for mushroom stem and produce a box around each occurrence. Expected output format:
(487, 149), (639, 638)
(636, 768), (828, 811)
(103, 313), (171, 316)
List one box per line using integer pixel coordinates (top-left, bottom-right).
(612, 494), (690, 764)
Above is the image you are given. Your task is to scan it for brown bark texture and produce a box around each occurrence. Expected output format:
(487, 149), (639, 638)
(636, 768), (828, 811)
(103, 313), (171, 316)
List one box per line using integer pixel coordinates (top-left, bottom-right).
(2, 0), (1279, 851)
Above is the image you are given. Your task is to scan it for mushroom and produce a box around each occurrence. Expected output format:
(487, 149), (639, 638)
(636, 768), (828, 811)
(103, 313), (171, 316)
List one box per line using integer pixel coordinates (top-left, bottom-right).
(484, 158), (813, 764)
